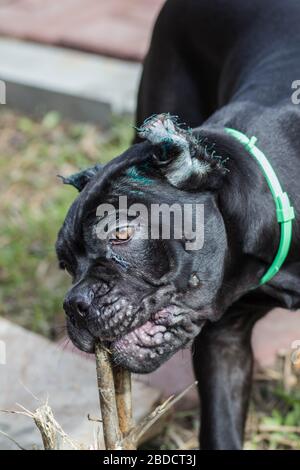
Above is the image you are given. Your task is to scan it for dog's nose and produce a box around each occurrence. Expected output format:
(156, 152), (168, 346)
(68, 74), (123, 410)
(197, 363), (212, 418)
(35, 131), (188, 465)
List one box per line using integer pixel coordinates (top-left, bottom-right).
(75, 298), (90, 317)
(64, 292), (91, 319)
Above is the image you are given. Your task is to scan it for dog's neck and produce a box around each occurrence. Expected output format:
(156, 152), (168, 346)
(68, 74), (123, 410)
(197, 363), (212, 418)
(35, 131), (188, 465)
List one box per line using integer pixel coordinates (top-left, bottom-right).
(194, 126), (281, 303)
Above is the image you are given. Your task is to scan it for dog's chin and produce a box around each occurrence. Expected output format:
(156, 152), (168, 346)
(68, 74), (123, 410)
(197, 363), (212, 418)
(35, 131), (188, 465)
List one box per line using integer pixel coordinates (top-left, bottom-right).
(111, 319), (180, 373)
(66, 306), (205, 373)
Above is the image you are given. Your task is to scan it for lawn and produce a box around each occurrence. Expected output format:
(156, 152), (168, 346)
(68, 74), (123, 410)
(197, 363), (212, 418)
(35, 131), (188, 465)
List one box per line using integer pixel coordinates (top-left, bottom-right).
(0, 108), (133, 337)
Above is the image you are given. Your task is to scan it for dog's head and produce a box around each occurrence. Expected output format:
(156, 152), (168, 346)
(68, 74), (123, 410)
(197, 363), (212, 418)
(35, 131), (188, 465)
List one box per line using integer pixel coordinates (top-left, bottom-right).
(56, 115), (229, 373)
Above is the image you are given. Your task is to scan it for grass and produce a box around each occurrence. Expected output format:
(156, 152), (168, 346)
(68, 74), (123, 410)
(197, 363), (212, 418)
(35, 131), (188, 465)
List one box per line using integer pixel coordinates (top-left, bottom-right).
(0, 108), (133, 337)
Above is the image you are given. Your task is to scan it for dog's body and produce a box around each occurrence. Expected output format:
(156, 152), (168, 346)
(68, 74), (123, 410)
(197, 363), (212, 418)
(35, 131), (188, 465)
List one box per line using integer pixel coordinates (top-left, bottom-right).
(56, 0), (300, 449)
(136, 1), (300, 448)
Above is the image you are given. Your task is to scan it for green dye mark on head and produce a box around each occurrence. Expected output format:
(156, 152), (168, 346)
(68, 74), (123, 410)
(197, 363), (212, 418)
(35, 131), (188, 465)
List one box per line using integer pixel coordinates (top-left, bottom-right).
(126, 165), (154, 186)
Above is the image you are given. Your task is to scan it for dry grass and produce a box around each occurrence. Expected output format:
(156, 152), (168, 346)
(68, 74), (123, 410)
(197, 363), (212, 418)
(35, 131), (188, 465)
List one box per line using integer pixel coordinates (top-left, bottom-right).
(142, 352), (300, 450)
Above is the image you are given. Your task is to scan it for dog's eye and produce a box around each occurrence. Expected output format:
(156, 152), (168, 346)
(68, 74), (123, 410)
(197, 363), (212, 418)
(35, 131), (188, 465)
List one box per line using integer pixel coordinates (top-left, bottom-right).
(59, 261), (73, 277)
(109, 226), (134, 244)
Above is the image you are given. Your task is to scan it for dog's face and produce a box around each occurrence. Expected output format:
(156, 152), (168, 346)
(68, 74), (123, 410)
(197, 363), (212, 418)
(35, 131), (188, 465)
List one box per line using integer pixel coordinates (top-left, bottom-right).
(56, 115), (228, 372)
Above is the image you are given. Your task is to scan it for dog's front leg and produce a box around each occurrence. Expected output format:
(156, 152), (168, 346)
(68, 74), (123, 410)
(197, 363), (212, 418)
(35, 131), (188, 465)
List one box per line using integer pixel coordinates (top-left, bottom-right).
(192, 310), (255, 450)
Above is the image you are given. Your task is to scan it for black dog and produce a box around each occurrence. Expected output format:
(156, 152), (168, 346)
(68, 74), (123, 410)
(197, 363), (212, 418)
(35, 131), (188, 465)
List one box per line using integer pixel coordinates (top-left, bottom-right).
(56, 0), (300, 449)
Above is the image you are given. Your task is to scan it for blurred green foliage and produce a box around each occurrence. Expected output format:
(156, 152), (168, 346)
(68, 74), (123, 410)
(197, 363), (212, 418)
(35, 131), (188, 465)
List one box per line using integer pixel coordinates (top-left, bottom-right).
(0, 109), (133, 337)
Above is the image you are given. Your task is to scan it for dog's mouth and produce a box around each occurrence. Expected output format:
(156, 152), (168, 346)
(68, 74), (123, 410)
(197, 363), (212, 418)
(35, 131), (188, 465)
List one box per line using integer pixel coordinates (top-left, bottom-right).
(67, 303), (205, 373)
(111, 305), (186, 372)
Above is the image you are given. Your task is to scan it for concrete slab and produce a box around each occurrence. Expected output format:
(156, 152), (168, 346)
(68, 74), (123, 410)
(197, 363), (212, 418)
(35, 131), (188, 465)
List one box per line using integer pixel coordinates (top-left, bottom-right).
(0, 38), (141, 124)
(0, 318), (161, 450)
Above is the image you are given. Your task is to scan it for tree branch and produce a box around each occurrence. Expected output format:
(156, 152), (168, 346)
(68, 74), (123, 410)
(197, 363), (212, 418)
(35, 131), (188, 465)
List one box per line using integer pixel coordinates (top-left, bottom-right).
(94, 342), (122, 449)
(113, 365), (134, 449)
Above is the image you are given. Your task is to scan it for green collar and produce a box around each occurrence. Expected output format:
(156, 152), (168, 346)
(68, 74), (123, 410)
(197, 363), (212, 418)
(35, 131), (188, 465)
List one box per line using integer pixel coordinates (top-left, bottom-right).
(224, 127), (295, 285)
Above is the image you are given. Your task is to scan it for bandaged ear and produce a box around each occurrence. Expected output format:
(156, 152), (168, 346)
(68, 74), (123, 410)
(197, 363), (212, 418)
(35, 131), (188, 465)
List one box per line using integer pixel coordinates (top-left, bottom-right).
(58, 164), (103, 192)
(137, 114), (227, 190)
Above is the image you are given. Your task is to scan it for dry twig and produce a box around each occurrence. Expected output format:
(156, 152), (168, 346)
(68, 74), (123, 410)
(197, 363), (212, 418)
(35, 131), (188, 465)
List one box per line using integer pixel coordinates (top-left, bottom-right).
(258, 424), (300, 434)
(95, 341), (197, 450)
(0, 402), (81, 449)
(113, 365), (134, 449)
(94, 342), (122, 449)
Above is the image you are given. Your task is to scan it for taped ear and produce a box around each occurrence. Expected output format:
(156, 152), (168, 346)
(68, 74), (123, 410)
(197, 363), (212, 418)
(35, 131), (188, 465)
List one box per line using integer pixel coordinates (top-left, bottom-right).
(58, 163), (102, 192)
(137, 114), (228, 190)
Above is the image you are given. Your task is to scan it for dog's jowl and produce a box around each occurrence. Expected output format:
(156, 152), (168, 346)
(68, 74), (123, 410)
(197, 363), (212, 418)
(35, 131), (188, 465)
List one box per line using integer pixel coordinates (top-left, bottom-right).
(56, 0), (300, 450)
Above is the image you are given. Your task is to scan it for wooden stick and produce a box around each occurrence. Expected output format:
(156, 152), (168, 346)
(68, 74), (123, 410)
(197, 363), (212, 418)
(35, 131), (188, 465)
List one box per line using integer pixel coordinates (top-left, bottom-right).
(113, 365), (135, 449)
(95, 339), (198, 450)
(95, 342), (122, 450)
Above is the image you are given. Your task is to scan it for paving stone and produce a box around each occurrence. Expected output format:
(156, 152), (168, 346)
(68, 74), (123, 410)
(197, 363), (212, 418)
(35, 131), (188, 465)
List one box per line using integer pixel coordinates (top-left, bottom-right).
(252, 308), (300, 367)
(0, 0), (164, 61)
(0, 318), (161, 450)
(0, 38), (141, 124)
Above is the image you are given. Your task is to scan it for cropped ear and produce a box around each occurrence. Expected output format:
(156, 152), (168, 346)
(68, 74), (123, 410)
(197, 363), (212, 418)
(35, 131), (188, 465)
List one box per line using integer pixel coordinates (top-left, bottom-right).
(137, 114), (228, 190)
(58, 163), (102, 192)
